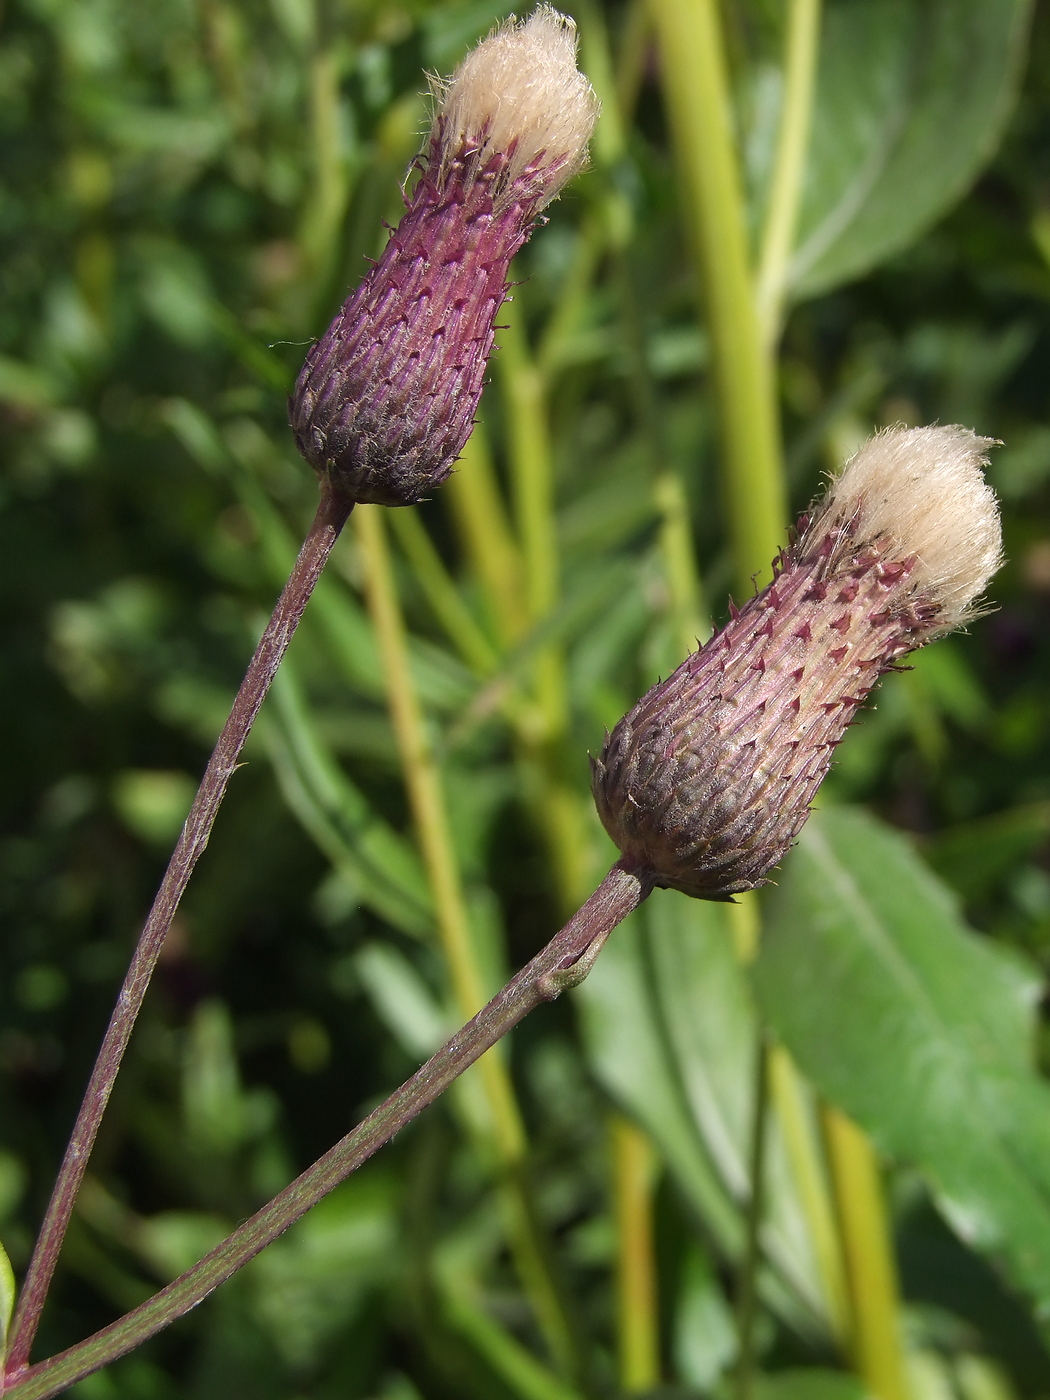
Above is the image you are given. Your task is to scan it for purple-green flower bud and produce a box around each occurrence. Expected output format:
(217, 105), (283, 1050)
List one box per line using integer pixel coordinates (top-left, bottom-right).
(290, 6), (599, 506)
(592, 427), (1003, 899)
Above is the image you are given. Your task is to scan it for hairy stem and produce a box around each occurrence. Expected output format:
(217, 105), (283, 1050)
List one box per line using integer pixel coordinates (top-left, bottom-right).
(5, 482), (353, 1377)
(5, 863), (652, 1400)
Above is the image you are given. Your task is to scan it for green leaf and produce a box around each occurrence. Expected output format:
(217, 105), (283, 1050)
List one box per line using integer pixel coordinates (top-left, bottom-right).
(785, 0), (1031, 298)
(137, 1212), (230, 1281)
(673, 1241), (737, 1387)
(923, 802), (1050, 904)
(575, 906), (741, 1252)
(0, 354), (59, 411)
(755, 807), (1050, 1312)
(0, 1235), (15, 1364)
(433, 1227), (584, 1400)
(352, 937), (519, 1159)
(577, 895), (830, 1336)
(355, 942), (450, 1060)
(644, 893), (830, 1325)
(756, 1369), (867, 1400)
(111, 769), (196, 846)
(263, 660), (433, 939)
(247, 1173), (398, 1371)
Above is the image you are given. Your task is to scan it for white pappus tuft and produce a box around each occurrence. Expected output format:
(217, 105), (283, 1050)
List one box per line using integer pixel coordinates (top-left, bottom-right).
(817, 425), (1003, 634)
(431, 5), (600, 209)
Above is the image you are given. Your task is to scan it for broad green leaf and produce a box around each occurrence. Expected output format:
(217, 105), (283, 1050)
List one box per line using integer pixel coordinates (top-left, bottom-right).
(575, 907), (742, 1254)
(182, 1001), (276, 1156)
(353, 938), (516, 1145)
(755, 807), (1050, 1311)
(137, 238), (216, 349)
(136, 1212), (230, 1281)
(780, 0), (1031, 299)
(577, 895), (830, 1336)
(645, 892), (829, 1324)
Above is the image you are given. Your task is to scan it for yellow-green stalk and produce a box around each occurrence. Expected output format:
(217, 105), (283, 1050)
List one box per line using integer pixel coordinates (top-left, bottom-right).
(354, 505), (580, 1379)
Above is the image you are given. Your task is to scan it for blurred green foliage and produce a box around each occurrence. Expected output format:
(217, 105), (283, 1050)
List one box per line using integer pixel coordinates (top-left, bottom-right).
(5, 0), (1050, 1396)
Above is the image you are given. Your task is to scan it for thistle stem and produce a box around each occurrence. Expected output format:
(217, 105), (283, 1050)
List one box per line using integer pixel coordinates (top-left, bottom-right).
(4, 863), (652, 1400)
(5, 481), (353, 1378)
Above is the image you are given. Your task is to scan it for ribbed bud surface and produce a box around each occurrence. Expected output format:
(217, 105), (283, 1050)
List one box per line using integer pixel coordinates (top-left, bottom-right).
(592, 427), (1002, 900)
(290, 152), (535, 506)
(290, 7), (598, 506)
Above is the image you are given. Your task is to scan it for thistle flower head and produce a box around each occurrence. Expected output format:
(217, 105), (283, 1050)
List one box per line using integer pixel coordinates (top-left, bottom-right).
(592, 426), (1003, 901)
(290, 7), (598, 508)
(432, 6), (600, 210)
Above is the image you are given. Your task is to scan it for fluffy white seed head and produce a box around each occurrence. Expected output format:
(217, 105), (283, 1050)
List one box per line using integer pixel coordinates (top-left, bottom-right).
(432, 6), (599, 207)
(817, 425), (1003, 632)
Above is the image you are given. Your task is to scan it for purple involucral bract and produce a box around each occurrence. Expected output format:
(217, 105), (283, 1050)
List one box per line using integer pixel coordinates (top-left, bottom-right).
(592, 518), (938, 900)
(291, 129), (561, 507)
